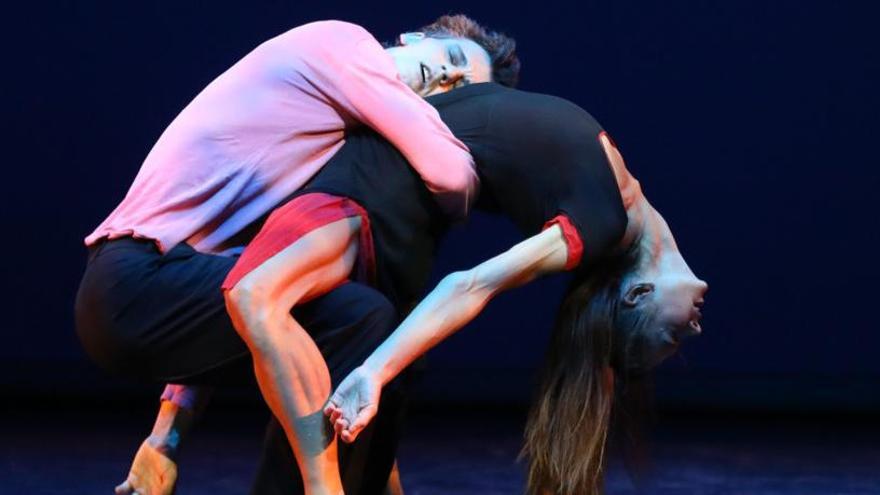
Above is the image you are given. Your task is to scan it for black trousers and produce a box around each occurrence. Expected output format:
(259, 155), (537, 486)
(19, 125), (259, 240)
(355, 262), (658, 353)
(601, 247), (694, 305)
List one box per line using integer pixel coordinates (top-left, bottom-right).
(75, 237), (404, 494)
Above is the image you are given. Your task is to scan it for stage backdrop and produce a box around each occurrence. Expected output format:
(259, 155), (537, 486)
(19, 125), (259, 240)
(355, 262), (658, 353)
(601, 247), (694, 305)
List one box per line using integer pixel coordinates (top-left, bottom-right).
(5, 1), (878, 411)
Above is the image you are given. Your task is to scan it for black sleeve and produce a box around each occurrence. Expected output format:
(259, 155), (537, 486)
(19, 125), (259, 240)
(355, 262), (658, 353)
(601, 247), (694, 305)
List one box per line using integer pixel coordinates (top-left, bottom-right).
(486, 93), (628, 265)
(555, 131), (628, 266)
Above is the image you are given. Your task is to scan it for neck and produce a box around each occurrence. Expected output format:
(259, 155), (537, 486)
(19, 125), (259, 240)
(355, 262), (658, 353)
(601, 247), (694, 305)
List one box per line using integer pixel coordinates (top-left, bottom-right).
(623, 197), (685, 272)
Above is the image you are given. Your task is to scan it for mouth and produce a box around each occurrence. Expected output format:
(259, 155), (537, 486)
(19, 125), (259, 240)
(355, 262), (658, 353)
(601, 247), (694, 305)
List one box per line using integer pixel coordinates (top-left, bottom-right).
(688, 304), (703, 333)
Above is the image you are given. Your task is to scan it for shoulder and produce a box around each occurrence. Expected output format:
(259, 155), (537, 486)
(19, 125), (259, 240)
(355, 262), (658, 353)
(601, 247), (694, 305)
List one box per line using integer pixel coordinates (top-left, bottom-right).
(267, 20), (377, 55)
(486, 89), (604, 155)
(494, 90), (600, 132)
(300, 20), (372, 39)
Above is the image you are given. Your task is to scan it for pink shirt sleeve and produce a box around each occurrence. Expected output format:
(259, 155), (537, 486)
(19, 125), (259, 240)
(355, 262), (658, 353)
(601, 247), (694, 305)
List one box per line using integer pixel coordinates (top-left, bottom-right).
(160, 384), (202, 410)
(317, 30), (479, 219)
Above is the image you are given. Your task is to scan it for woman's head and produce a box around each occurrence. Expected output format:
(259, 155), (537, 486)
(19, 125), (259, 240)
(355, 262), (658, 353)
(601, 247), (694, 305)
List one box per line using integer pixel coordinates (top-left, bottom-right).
(619, 243), (709, 371)
(522, 244), (707, 495)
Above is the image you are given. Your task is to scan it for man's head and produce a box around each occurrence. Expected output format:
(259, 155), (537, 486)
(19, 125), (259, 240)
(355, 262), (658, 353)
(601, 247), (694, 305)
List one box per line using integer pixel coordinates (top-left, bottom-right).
(385, 14), (520, 97)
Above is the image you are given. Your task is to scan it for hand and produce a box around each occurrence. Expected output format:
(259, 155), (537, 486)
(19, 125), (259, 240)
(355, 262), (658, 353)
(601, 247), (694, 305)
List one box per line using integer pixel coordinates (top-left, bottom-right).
(114, 440), (178, 495)
(324, 366), (381, 443)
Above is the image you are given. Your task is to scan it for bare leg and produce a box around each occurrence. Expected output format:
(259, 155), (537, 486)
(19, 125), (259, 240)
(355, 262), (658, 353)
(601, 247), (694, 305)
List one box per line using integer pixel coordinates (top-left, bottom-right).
(383, 461), (404, 495)
(225, 217), (362, 495)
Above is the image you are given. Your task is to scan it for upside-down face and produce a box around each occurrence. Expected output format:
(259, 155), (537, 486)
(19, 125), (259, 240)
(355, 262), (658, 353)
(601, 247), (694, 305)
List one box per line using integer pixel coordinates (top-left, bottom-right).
(621, 267), (708, 369)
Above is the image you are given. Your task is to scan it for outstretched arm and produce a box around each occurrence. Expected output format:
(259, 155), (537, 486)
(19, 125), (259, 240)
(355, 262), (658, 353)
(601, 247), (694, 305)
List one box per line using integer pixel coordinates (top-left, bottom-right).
(225, 216), (361, 495)
(326, 225), (570, 442)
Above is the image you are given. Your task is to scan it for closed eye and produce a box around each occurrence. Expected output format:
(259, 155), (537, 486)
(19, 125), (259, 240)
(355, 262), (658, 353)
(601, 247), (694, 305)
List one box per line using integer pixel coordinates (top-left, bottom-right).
(448, 44), (467, 67)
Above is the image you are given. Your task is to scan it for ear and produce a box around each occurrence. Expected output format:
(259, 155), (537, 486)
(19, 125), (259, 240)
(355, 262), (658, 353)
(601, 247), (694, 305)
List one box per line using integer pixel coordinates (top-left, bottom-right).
(398, 32), (426, 46)
(622, 283), (654, 307)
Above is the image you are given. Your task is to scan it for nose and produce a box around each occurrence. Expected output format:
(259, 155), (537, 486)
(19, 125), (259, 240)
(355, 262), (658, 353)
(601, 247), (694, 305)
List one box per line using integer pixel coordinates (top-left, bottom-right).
(438, 64), (465, 85)
(695, 279), (708, 300)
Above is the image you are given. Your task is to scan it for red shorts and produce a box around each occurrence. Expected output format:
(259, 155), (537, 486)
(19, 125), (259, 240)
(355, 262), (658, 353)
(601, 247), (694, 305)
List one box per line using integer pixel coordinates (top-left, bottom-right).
(221, 193), (375, 292)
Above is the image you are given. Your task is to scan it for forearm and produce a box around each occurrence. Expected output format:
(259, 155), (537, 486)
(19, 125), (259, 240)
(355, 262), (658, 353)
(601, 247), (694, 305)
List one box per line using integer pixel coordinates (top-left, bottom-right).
(362, 229), (569, 386)
(149, 386), (212, 458)
(363, 271), (490, 386)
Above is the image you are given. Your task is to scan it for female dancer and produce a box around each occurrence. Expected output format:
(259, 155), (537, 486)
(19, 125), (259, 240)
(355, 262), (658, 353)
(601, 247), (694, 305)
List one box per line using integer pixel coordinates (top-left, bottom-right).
(223, 82), (707, 495)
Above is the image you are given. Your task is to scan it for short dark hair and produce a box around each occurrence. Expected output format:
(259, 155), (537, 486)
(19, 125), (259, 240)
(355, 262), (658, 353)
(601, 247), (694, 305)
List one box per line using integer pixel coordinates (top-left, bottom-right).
(416, 14), (520, 88)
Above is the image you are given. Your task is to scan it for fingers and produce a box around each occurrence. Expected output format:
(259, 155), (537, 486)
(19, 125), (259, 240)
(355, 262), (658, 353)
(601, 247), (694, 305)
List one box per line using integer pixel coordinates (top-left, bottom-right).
(114, 477), (144, 495)
(340, 405), (377, 443)
(340, 426), (361, 443)
(333, 415), (345, 436)
(329, 408), (343, 426)
(334, 417), (349, 438)
(114, 480), (132, 495)
(323, 400), (340, 418)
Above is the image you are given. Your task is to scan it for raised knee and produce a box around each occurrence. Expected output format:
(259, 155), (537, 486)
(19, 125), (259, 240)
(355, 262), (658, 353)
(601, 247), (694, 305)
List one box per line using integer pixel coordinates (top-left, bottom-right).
(224, 281), (274, 352)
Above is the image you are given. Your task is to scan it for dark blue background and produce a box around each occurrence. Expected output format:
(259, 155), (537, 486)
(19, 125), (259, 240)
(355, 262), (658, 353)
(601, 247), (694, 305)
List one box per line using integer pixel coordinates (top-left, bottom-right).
(5, 1), (878, 410)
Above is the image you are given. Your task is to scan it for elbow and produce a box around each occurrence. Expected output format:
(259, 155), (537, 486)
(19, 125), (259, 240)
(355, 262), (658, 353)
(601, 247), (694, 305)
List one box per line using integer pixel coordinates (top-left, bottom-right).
(440, 269), (480, 298)
(440, 162), (479, 198)
(429, 166), (479, 219)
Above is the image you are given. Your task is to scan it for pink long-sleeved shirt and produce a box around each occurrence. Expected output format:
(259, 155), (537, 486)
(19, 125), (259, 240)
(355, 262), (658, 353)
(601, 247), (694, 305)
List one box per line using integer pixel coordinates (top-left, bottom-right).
(85, 20), (477, 255)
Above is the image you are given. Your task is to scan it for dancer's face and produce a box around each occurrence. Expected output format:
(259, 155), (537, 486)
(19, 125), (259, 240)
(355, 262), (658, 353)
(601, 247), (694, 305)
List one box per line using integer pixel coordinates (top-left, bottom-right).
(385, 33), (492, 97)
(621, 263), (708, 369)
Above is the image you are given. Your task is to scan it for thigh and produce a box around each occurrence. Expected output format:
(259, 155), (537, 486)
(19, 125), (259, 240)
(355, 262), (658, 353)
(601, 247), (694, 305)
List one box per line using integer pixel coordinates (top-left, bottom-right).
(76, 239), (248, 382)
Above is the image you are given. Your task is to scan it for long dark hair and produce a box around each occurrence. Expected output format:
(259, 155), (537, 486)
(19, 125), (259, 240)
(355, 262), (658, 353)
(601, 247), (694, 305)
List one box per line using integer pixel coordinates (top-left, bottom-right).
(522, 245), (652, 495)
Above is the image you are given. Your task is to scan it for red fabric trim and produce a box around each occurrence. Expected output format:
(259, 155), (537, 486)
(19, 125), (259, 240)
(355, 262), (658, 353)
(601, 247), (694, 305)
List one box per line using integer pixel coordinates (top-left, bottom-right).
(221, 193), (376, 292)
(542, 214), (584, 271)
(598, 130), (617, 148)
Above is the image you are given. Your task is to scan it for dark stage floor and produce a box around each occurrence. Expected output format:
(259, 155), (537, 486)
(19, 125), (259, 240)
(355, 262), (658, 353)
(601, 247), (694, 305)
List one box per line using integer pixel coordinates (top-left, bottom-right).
(2, 404), (879, 495)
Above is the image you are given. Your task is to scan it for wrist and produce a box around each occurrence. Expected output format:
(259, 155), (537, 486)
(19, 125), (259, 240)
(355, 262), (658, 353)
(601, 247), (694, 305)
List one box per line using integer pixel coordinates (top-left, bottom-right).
(361, 358), (389, 386)
(147, 400), (193, 459)
(146, 429), (181, 459)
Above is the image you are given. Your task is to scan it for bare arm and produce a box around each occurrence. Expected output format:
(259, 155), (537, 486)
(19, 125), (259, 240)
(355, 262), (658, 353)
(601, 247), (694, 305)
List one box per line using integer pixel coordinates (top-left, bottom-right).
(327, 226), (570, 441)
(225, 216), (361, 495)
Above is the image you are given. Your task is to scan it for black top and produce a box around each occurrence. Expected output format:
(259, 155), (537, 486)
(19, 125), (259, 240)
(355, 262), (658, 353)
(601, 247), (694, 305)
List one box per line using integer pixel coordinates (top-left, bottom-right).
(297, 129), (448, 314)
(427, 83), (627, 261)
(298, 83), (627, 313)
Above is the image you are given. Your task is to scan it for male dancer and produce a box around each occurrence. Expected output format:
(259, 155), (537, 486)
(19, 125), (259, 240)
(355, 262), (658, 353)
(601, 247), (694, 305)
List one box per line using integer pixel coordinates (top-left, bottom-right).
(74, 15), (520, 495)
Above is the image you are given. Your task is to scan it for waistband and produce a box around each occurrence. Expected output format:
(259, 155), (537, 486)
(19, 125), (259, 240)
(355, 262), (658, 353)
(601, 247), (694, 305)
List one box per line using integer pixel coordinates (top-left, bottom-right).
(87, 236), (162, 262)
